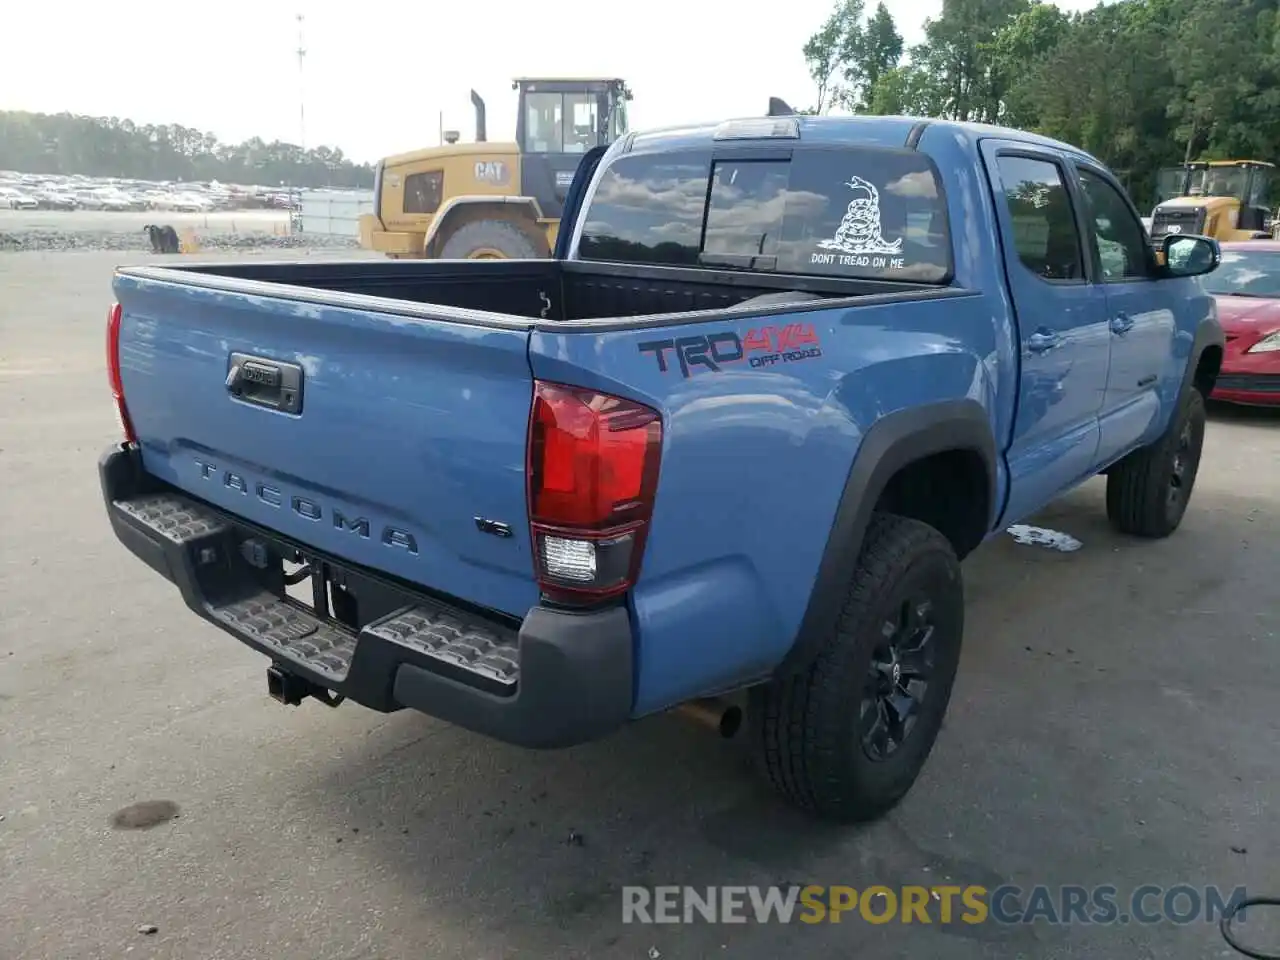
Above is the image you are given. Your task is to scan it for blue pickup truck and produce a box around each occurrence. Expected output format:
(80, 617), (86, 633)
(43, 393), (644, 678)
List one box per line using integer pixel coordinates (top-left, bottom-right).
(99, 113), (1224, 822)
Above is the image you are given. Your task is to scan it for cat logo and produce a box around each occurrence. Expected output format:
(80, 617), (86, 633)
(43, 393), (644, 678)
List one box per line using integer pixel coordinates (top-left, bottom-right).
(474, 161), (510, 185)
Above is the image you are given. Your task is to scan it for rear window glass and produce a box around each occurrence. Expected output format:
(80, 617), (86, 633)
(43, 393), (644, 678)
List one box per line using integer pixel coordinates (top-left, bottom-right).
(577, 147), (951, 282)
(576, 155), (707, 265)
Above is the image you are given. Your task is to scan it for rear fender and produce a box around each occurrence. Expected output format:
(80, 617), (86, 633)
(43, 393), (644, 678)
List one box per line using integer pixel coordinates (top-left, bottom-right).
(778, 398), (997, 675)
(528, 291), (1001, 714)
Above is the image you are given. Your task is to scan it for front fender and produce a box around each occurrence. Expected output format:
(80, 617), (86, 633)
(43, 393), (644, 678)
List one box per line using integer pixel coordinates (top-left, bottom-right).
(1178, 310), (1226, 400)
(424, 196), (546, 254)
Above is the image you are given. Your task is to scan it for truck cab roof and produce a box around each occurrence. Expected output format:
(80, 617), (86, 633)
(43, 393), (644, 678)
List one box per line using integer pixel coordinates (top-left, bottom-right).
(620, 113), (1103, 166)
(512, 76), (628, 85)
(554, 112), (1109, 264)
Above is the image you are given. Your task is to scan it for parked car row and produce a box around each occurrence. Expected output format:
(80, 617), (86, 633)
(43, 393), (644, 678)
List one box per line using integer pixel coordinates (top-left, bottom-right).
(0, 172), (301, 213)
(1205, 239), (1280, 408)
(0, 185), (41, 210)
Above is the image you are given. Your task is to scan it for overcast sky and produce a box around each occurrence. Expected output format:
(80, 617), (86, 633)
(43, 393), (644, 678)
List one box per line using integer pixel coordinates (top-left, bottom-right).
(1, 1), (1104, 163)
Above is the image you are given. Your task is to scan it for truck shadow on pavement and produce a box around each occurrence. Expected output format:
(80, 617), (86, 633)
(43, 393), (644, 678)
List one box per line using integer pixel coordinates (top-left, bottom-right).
(1207, 399), (1280, 426)
(279, 476), (1278, 960)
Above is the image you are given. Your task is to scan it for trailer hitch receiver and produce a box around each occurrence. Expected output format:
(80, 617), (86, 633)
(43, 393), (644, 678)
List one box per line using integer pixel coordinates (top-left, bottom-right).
(266, 664), (345, 708)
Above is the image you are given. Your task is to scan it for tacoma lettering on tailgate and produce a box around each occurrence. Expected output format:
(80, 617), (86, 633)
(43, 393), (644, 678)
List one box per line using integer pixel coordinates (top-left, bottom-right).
(193, 458), (419, 554)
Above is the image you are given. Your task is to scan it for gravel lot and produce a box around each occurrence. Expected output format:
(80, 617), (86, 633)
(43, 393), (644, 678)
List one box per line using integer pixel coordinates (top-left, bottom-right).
(0, 208), (290, 234)
(1, 250), (1278, 960)
(0, 209), (358, 254)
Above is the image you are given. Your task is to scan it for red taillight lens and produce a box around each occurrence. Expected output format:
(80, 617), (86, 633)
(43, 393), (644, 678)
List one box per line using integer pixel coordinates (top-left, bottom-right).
(106, 302), (137, 444)
(527, 381), (662, 603)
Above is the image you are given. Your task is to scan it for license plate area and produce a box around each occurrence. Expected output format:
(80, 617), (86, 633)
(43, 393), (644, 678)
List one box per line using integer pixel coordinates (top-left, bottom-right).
(282, 554), (354, 627)
(243, 537), (415, 633)
(278, 550), (413, 634)
(218, 514), (522, 648)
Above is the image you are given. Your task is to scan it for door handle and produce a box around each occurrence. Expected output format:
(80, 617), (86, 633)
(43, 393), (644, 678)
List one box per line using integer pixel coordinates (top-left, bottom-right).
(1111, 313), (1135, 335)
(226, 352), (305, 414)
(1027, 330), (1061, 353)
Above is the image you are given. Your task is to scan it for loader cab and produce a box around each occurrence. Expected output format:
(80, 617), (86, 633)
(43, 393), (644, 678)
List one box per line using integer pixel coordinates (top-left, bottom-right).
(1150, 160), (1276, 241)
(514, 77), (632, 219)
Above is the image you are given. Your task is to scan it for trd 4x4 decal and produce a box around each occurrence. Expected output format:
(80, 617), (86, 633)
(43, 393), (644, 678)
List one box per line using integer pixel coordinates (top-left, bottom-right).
(638, 323), (822, 378)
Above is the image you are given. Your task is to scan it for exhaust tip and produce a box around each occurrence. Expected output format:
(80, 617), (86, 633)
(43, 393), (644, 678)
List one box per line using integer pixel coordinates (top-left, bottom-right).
(673, 697), (742, 738)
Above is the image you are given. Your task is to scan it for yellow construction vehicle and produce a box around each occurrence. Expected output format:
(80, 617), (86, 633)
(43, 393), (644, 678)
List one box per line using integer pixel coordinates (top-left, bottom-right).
(358, 77), (632, 260)
(1148, 160), (1277, 243)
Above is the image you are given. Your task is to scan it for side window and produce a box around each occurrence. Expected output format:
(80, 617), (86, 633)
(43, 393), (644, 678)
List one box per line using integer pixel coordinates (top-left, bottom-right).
(563, 94), (599, 154)
(525, 93), (563, 154)
(995, 156), (1084, 282)
(1076, 169), (1152, 280)
(403, 171), (443, 215)
(577, 152), (709, 266)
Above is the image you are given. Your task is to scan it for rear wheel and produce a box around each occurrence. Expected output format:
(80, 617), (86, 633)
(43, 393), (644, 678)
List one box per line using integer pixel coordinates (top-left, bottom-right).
(1105, 386), (1207, 538)
(438, 219), (543, 260)
(750, 513), (965, 822)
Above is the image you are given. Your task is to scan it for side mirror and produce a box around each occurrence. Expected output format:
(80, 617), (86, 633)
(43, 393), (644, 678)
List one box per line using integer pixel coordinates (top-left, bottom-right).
(1161, 234), (1220, 278)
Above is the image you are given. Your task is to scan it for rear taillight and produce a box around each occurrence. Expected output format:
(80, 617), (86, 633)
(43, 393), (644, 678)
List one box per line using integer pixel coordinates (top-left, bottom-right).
(527, 380), (662, 604)
(106, 302), (137, 444)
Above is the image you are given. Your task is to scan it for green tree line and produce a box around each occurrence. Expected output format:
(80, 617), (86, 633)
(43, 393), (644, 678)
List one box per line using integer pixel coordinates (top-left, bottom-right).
(803, 0), (1280, 210)
(0, 111), (375, 189)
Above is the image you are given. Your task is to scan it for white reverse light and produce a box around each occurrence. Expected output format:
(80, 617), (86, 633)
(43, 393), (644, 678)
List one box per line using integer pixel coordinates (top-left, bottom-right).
(541, 536), (597, 583)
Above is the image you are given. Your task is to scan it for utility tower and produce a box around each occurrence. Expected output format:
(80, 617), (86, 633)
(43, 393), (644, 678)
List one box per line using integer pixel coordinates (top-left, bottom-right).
(296, 13), (307, 151)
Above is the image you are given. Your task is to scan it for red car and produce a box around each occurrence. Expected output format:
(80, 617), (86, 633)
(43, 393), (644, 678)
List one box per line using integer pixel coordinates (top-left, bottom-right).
(1208, 240), (1280, 406)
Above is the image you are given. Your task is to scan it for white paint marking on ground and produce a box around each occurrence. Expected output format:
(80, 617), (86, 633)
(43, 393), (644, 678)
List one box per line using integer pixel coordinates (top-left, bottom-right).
(1006, 524), (1083, 552)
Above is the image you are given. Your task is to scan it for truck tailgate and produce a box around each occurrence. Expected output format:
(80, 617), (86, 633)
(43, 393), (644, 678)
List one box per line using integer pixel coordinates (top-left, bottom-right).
(113, 273), (540, 619)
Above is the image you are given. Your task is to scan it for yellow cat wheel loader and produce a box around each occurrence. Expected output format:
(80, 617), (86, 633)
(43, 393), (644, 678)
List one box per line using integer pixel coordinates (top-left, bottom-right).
(1148, 160), (1277, 243)
(358, 77), (633, 260)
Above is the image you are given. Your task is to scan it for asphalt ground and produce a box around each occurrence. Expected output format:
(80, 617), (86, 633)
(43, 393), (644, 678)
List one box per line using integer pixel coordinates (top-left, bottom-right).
(1, 249), (1277, 960)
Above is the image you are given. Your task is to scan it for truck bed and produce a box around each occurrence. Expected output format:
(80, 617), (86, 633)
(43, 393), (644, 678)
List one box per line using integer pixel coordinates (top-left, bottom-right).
(139, 257), (939, 324)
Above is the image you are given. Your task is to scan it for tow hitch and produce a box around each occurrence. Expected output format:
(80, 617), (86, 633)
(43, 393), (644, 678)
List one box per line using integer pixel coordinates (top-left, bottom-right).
(266, 664), (345, 708)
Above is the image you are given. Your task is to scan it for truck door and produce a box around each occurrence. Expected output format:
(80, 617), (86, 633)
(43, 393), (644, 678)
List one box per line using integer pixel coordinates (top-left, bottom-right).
(980, 143), (1112, 525)
(1070, 161), (1182, 463)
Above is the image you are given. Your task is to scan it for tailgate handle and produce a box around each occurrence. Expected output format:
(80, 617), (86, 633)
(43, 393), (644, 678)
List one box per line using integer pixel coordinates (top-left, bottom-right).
(226, 353), (304, 415)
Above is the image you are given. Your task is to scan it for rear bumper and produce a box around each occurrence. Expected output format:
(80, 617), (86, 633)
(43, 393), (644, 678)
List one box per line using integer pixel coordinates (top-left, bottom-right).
(99, 443), (635, 748)
(1210, 372), (1280, 406)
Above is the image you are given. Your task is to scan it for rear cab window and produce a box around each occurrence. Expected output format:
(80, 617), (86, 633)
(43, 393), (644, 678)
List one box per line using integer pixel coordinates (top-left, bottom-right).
(576, 145), (952, 283)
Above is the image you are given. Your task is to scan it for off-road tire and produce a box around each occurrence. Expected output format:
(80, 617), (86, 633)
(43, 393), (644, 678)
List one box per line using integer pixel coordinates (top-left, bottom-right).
(750, 513), (965, 822)
(438, 219), (543, 260)
(1105, 386), (1207, 538)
